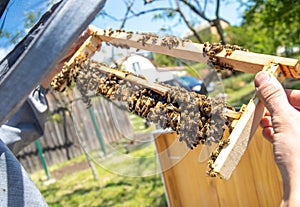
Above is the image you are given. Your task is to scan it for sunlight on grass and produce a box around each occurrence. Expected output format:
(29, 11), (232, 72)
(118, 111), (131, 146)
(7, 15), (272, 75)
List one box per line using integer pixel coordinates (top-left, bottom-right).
(222, 73), (255, 107)
(31, 144), (167, 207)
(226, 83), (255, 106)
(129, 114), (156, 133)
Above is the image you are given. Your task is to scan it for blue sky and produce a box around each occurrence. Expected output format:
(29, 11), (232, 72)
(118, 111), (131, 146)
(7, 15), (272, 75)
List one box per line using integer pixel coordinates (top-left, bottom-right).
(94, 0), (245, 35)
(0, 0), (246, 59)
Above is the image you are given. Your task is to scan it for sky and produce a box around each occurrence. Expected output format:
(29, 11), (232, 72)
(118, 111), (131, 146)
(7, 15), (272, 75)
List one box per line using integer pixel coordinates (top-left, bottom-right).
(95, 0), (245, 35)
(0, 0), (246, 60)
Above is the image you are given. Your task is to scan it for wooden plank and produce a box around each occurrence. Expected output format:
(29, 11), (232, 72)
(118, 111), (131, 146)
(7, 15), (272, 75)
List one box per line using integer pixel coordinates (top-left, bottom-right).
(92, 28), (300, 78)
(212, 64), (284, 180)
(154, 132), (183, 207)
(212, 98), (265, 179)
(88, 62), (239, 118)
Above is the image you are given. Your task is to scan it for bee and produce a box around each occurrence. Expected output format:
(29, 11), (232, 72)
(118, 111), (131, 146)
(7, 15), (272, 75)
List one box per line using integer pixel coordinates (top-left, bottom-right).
(127, 95), (137, 110)
(147, 111), (158, 122)
(207, 159), (216, 169)
(106, 87), (115, 97)
(134, 98), (143, 114)
(207, 170), (217, 177)
(141, 33), (152, 46)
(170, 36), (180, 48)
(151, 36), (158, 45)
(225, 49), (233, 57)
(181, 39), (191, 47)
(162, 36), (180, 50)
(108, 28), (114, 36)
(126, 31), (133, 40)
(161, 36), (170, 49)
(207, 57), (219, 68)
(203, 42), (211, 53)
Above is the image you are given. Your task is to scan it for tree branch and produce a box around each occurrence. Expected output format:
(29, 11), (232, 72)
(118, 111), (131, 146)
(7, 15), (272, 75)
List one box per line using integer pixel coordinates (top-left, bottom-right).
(179, 0), (211, 22)
(215, 0), (220, 18)
(128, 7), (174, 18)
(120, 0), (135, 29)
(204, 0), (208, 13)
(99, 10), (120, 21)
(213, 0), (226, 44)
(193, 0), (203, 13)
(175, 0), (203, 43)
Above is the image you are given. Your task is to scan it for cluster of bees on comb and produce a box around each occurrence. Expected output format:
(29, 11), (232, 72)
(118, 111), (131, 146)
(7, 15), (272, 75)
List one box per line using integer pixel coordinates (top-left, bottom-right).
(51, 57), (233, 150)
(203, 42), (248, 72)
(50, 29), (248, 177)
(101, 28), (192, 51)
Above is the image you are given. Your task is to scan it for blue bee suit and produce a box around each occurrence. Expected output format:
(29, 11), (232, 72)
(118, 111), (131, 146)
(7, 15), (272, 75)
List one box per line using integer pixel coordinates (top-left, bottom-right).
(0, 87), (48, 206)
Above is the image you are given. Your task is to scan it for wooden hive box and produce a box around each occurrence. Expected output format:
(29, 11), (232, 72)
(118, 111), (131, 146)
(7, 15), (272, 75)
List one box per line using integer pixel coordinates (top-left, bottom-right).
(154, 129), (282, 207)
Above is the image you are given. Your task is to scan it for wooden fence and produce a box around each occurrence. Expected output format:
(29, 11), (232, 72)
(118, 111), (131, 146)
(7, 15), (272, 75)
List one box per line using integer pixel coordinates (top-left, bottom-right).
(17, 90), (134, 173)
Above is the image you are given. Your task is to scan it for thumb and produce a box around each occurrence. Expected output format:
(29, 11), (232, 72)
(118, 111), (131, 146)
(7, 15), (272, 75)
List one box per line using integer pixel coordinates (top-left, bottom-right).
(254, 71), (290, 116)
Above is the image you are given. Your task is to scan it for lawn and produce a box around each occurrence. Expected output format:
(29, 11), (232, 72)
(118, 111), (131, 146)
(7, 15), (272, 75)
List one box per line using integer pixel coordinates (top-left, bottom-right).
(221, 72), (255, 107)
(31, 143), (167, 207)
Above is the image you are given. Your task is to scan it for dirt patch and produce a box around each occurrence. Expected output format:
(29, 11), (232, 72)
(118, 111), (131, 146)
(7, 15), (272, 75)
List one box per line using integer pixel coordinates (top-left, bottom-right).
(51, 161), (89, 179)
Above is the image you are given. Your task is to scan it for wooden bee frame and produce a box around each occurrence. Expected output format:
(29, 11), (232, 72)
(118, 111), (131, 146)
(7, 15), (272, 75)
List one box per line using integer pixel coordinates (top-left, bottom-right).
(55, 27), (299, 180)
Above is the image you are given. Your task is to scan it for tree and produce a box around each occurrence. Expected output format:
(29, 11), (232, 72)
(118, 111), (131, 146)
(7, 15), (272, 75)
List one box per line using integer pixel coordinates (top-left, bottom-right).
(241, 0), (300, 56)
(101, 0), (230, 44)
(153, 53), (177, 67)
(225, 25), (275, 54)
(0, 2), (49, 45)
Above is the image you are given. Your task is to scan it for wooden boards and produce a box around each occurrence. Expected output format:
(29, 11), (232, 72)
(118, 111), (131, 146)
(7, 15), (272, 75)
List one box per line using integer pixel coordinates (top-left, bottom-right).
(213, 98), (265, 179)
(155, 131), (282, 207)
(91, 27), (300, 78)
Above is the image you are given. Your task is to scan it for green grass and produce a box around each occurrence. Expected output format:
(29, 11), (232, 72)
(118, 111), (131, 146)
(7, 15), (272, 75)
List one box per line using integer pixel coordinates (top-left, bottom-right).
(31, 144), (167, 207)
(129, 114), (156, 133)
(222, 73), (255, 106)
(285, 80), (300, 90)
(226, 83), (255, 106)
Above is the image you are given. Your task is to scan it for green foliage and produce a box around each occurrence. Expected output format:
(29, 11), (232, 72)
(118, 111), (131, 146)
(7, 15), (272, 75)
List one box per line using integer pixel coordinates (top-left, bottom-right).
(189, 28), (213, 43)
(1, 4), (45, 45)
(152, 9), (177, 21)
(241, 0), (300, 56)
(25, 11), (41, 28)
(221, 73), (255, 106)
(153, 53), (177, 67)
(225, 25), (275, 54)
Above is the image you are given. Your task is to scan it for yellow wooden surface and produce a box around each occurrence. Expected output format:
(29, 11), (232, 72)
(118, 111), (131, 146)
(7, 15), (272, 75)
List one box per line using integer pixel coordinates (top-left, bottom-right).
(155, 129), (283, 207)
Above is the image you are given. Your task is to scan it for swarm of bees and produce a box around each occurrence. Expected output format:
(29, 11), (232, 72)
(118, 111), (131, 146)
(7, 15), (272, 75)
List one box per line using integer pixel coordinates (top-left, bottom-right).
(203, 42), (248, 72)
(206, 137), (230, 177)
(50, 32), (247, 177)
(160, 35), (181, 50)
(51, 57), (235, 152)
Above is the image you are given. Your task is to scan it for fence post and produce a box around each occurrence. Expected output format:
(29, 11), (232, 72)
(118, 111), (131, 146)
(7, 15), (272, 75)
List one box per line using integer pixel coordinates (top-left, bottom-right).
(89, 107), (107, 157)
(35, 139), (51, 180)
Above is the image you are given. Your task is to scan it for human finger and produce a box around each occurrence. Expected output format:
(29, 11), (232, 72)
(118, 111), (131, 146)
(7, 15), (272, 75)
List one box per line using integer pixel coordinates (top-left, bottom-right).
(261, 126), (274, 143)
(260, 116), (272, 128)
(264, 110), (270, 117)
(255, 71), (292, 117)
(285, 89), (300, 110)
